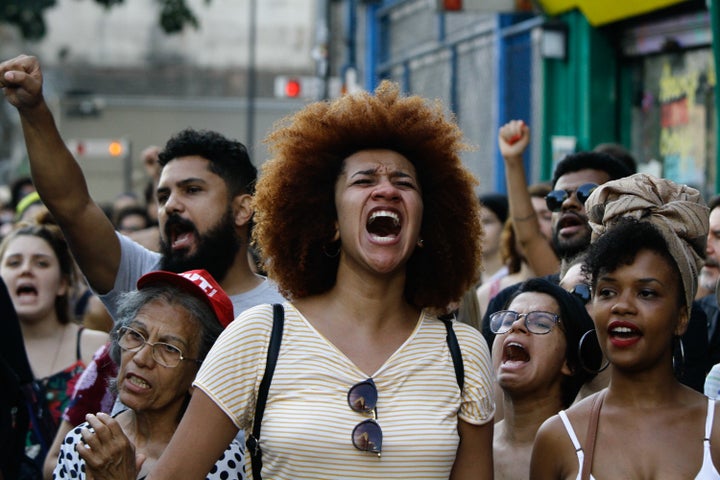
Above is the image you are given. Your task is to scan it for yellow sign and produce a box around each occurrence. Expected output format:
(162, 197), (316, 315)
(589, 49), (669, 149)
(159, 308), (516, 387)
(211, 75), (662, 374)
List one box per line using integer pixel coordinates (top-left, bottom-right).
(538, 0), (689, 26)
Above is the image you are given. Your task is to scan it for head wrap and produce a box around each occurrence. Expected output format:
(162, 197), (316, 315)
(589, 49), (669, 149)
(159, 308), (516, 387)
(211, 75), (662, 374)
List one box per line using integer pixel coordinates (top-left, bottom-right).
(585, 173), (708, 316)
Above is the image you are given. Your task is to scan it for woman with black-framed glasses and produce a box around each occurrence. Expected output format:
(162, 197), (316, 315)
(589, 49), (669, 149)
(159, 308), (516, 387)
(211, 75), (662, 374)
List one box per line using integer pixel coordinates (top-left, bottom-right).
(491, 278), (601, 479)
(141, 82), (495, 480)
(52, 270), (243, 480)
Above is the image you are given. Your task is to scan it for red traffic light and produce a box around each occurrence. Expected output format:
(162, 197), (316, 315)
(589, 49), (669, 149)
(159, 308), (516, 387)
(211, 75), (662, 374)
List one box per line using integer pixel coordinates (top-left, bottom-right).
(285, 78), (301, 98)
(443, 0), (462, 10)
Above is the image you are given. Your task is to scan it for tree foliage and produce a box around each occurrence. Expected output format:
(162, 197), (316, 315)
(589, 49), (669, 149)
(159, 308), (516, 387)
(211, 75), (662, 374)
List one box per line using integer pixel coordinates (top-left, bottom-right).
(0, 0), (207, 40)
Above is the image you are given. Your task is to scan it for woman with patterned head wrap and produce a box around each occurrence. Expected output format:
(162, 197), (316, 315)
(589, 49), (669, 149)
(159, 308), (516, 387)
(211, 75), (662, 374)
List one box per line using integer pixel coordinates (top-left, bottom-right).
(531, 173), (720, 479)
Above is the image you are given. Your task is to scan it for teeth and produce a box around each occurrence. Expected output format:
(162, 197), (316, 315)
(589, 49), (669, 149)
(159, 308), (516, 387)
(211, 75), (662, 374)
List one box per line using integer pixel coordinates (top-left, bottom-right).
(507, 342), (524, 349)
(370, 235), (395, 243)
(128, 376), (150, 389)
(370, 210), (399, 225)
(611, 327), (634, 334)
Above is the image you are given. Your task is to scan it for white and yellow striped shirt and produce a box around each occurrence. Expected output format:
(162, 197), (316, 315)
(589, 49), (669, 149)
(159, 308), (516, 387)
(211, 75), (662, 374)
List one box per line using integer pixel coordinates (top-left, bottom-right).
(195, 302), (494, 479)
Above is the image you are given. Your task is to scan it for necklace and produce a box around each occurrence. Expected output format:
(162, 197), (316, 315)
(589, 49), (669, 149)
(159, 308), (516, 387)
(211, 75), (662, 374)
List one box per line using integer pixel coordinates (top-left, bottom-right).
(46, 323), (68, 378)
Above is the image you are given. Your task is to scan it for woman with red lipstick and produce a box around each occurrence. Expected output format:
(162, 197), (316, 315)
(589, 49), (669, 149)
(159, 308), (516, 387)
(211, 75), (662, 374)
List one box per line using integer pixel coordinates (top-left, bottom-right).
(139, 81), (495, 480)
(531, 174), (720, 479)
(491, 278), (600, 479)
(0, 211), (108, 474)
(52, 269), (243, 479)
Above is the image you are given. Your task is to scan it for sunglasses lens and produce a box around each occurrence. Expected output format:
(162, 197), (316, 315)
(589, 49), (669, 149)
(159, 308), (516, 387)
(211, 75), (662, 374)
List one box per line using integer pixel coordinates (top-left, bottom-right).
(352, 419), (383, 454)
(545, 190), (567, 212)
(576, 183), (598, 204)
(571, 284), (591, 304)
(348, 380), (378, 413)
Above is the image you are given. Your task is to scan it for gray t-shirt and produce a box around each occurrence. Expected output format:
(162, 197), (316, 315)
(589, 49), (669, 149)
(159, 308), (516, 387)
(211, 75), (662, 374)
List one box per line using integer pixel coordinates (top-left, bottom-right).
(97, 232), (285, 320)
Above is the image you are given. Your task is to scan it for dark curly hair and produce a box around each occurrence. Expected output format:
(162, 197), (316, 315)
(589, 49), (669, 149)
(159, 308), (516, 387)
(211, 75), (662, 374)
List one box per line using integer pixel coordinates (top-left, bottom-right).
(583, 218), (684, 310)
(505, 278), (601, 408)
(158, 128), (257, 197)
(254, 81), (482, 310)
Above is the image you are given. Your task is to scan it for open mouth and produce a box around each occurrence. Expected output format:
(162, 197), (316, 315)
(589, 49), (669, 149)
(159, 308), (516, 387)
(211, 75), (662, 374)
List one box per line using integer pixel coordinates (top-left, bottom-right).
(502, 342), (530, 364)
(16, 284), (37, 297)
(366, 209), (401, 241)
(127, 373), (151, 390)
(557, 213), (586, 236)
(609, 325), (641, 340)
(165, 216), (196, 251)
(558, 214), (583, 230)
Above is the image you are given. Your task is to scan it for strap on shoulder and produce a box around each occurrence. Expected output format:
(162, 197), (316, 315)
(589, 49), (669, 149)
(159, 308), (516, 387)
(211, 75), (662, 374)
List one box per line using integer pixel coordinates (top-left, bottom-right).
(247, 303), (284, 480)
(76, 326), (85, 361)
(581, 389), (606, 480)
(440, 317), (464, 392)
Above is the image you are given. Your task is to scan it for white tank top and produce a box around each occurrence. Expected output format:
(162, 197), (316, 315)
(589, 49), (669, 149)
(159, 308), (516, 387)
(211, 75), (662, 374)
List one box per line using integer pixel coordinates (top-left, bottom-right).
(558, 398), (719, 480)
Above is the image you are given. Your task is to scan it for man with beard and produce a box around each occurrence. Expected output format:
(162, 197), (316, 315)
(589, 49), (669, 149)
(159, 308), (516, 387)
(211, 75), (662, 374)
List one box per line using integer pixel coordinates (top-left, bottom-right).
(698, 195), (720, 370)
(0, 55), (283, 320)
(1, 56), (283, 478)
(546, 151), (631, 270)
(480, 150), (631, 349)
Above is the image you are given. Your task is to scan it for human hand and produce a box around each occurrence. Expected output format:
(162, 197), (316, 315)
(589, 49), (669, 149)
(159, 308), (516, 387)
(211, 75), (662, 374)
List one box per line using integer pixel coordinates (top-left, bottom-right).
(77, 413), (145, 480)
(0, 54), (44, 111)
(498, 120), (530, 160)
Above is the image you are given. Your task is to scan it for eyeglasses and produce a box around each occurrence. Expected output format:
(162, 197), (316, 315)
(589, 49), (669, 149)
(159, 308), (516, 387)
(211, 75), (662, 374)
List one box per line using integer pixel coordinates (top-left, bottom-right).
(570, 283), (592, 305)
(545, 183), (598, 212)
(489, 310), (561, 335)
(347, 378), (382, 457)
(117, 326), (200, 368)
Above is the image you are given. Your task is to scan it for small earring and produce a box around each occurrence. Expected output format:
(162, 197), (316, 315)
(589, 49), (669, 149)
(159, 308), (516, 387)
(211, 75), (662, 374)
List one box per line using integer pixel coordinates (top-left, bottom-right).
(673, 336), (685, 378)
(323, 241), (340, 258)
(417, 238), (424, 248)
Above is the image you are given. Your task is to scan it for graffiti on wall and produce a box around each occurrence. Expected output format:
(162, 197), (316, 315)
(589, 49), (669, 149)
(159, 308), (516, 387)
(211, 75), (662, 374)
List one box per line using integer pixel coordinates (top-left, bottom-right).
(634, 48), (715, 192)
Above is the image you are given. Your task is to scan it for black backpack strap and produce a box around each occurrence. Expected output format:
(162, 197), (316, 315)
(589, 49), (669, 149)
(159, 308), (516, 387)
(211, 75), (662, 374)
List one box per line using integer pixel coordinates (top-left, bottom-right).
(246, 303), (284, 480)
(440, 317), (465, 392)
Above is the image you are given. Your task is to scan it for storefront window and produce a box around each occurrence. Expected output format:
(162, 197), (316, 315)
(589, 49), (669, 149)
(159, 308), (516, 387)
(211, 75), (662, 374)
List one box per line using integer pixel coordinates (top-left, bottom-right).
(630, 47), (716, 197)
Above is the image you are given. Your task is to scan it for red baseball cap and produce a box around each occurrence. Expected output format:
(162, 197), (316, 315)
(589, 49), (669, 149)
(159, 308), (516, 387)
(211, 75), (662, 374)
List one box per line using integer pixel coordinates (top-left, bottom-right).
(136, 269), (234, 328)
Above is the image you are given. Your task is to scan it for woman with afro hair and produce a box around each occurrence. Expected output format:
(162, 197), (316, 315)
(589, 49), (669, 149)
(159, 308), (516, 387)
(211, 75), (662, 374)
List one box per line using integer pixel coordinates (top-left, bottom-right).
(143, 81), (495, 480)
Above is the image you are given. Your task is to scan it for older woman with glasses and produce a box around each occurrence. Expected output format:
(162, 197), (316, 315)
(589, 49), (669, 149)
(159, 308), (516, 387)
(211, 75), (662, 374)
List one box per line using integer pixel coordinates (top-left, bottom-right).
(52, 269), (243, 480)
(490, 277), (601, 479)
(136, 81), (495, 480)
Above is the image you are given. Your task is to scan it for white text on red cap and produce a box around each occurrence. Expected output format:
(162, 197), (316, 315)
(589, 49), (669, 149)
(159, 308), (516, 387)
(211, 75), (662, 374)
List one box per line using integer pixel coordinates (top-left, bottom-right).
(180, 272), (217, 298)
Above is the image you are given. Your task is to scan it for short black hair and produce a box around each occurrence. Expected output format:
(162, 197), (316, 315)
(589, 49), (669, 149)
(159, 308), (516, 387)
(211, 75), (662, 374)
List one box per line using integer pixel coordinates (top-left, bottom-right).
(552, 151), (632, 188)
(114, 205), (151, 230)
(593, 143), (637, 174)
(505, 277), (602, 408)
(708, 194), (720, 211)
(159, 129), (257, 197)
(9, 176), (34, 210)
(583, 218), (683, 309)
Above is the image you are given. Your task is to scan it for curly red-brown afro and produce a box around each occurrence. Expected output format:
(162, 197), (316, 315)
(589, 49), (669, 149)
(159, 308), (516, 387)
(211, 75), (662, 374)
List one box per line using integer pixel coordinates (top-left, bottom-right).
(253, 80), (483, 311)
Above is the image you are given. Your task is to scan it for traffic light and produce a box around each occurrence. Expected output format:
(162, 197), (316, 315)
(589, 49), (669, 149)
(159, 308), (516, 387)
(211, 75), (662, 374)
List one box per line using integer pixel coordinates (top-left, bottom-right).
(284, 78), (302, 98)
(67, 138), (129, 159)
(108, 140), (124, 157)
(274, 75), (319, 99)
(436, 0), (532, 12)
